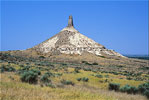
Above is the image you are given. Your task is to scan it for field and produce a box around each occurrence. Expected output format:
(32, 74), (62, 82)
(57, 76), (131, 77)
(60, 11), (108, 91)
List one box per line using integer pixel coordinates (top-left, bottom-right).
(0, 52), (149, 100)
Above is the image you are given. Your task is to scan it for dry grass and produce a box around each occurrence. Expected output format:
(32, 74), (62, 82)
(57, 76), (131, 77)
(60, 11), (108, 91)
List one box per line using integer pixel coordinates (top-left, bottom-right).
(0, 72), (148, 100)
(52, 68), (145, 89)
(0, 52), (148, 100)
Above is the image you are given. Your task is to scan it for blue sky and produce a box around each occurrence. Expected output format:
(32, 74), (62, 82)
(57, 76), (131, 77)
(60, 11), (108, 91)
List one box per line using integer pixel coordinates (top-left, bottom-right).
(1, 1), (148, 55)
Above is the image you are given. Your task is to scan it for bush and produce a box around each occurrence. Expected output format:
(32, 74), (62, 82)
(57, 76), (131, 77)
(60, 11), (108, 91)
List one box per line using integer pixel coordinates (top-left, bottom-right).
(126, 77), (133, 80)
(39, 56), (45, 59)
(62, 63), (67, 66)
(77, 78), (82, 81)
(0, 65), (16, 73)
(40, 74), (51, 83)
(81, 61), (92, 65)
(17, 66), (32, 75)
(109, 83), (120, 91)
(40, 72), (54, 83)
(8, 67), (16, 72)
(82, 61), (88, 63)
(54, 73), (63, 77)
(22, 66), (30, 71)
(95, 74), (103, 78)
(92, 62), (98, 65)
(129, 86), (138, 94)
(105, 75), (109, 78)
(99, 56), (105, 58)
(61, 80), (74, 85)
(82, 77), (89, 82)
(138, 82), (149, 98)
(74, 67), (81, 73)
(83, 68), (91, 71)
(77, 77), (89, 82)
(138, 82), (149, 93)
(46, 83), (56, 88)
(108, 82), (149, 98)
(44, 72), (54, 77)
(20, 64), (25, 67)
(92, 69), (98, 73)
(30, 69), (41, 75)
(144, 90), (149, 98)
(120, 85), (138, 94)
(20, 70), (38, 84)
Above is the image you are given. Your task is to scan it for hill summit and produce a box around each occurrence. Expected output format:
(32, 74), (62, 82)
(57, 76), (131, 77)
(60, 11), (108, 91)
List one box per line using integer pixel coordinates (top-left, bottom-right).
(30, 15), (124, 57)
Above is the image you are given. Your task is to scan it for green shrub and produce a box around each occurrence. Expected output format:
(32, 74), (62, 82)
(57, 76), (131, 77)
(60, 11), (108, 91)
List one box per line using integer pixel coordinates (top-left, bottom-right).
(62, 63), (67, 66)
(116, 65), (124, 68)
(8, 67), (16, 72)
(77, 77), (89, 82)
(112, 72), (119, 75)
(40, 72), (54, 83)
(95, 74), (103, 78)
(85, 62), (92, 65)
(130, 86), (138, 94)
(92, 62), (98, 65)
(74, 67), (81, 73)
(109, 83), (120, 91)
(30, 69), (41, 75)
(0, 65), (16, 73)
(61, 80), (74, 85)
(82, 77), (89, 82)
(46, 83), (56, 88)
(22, 66), (30, 71)
(92, 69), (98, 73)
(99, 56), (105, 58)
(105, 75), (109, 78)
(126, 77), (133, 80)
(82, 61), (92, 65)
(54, 73), (63, 77)
(20, 64), (25, 67)
(20, 70), (38, 84)
(40, 74), (51, 83)
(44, 72), (54, 77)
(144, 90), (149, 98)
(138, 82), (149, 98)
(138, 82), (149, 93)
(120, 85), (138, 94)
(83, 68), (91, 71)
(77, 78), (82, 81)
(82, 61), (88, 63)
(39, 56), (45, 59)
(17, 66), (31, 75)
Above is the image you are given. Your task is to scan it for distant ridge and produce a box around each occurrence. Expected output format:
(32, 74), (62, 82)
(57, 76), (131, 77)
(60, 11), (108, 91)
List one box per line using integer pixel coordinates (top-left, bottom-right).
(125, 55), (149, 60)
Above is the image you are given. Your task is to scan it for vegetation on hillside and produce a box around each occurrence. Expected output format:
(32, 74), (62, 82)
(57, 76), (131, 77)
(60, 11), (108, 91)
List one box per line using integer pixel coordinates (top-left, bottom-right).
(0, 53), (149, 100)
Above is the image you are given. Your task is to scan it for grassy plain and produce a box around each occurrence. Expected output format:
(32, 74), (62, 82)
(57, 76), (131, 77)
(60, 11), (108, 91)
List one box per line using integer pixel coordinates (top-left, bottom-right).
(0, 53), (148, 100)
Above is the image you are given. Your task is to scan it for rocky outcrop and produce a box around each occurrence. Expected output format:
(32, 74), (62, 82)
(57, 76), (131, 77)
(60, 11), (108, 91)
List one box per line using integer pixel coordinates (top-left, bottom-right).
(30, 16), (124, 57)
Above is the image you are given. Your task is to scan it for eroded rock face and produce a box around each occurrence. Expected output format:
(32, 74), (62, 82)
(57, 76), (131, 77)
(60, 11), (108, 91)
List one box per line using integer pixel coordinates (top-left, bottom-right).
(30, 16), (124, 57)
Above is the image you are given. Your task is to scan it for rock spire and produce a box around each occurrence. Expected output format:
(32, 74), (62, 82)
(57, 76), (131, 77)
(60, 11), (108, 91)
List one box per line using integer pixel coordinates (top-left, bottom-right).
(67, 15), (73, 27)
(31, 15), (124, 57)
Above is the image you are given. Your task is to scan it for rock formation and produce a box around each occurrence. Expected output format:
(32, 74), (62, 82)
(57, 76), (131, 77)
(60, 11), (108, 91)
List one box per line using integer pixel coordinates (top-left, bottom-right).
(30, 16), (124, 57)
